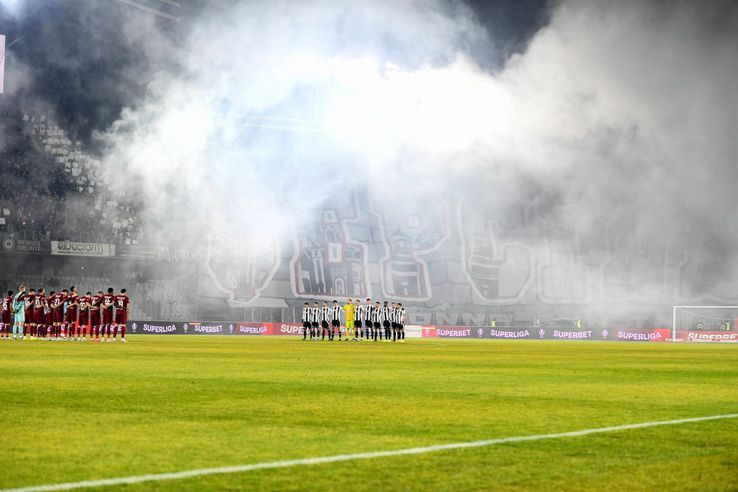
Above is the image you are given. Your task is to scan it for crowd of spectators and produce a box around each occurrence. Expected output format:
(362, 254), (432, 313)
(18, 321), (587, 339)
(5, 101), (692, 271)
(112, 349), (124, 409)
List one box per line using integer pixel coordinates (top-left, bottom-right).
(0, 111), (143, 246)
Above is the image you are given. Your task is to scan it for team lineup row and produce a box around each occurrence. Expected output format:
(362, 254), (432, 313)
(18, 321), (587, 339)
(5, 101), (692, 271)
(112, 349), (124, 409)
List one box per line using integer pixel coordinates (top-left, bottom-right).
(301, 298), (408, 342)
(0, 284), (131, 342)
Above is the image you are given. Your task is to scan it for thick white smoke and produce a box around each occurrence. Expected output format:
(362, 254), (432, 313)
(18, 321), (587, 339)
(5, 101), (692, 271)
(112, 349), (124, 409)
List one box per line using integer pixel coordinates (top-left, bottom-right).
(92, 0), (738, 307)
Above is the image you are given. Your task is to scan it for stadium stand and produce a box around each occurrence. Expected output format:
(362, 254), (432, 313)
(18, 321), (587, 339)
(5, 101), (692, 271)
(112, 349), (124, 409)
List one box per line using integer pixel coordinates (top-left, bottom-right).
(0, 110), (143, 245)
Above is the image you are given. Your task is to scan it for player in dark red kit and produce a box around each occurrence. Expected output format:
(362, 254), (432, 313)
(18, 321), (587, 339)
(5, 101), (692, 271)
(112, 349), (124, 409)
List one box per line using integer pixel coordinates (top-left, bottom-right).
(50, 290), (62, 339)
(34, 288), (46, 339)
(46, 291), (55, 339)
(78, 292), (92, 341)
(24, 288), (36, 339)
(1, 291), (12, 338)
(102, 288), (115, 342)
(113, 289), (129, 343)
(56, 289), (69, 339)
(90, 291), (103, 342)
(65, 287), (79, 341)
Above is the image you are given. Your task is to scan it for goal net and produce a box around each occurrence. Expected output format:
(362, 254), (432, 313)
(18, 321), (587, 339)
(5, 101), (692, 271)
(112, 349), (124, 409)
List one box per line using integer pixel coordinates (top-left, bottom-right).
(672, 306), (738, 343)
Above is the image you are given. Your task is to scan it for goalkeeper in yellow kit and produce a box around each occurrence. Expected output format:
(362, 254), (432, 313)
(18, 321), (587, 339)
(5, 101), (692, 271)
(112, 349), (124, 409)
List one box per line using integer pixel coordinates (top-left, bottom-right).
(343, 299), (356, 341)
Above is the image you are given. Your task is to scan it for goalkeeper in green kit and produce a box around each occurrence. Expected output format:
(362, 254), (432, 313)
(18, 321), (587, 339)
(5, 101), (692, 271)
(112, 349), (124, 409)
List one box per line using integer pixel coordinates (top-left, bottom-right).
(12, 284), (26, 340)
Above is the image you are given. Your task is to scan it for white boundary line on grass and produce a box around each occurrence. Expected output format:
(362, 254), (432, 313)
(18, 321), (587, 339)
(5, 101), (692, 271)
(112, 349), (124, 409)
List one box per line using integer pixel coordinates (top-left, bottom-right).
(4, 413), (737, 492)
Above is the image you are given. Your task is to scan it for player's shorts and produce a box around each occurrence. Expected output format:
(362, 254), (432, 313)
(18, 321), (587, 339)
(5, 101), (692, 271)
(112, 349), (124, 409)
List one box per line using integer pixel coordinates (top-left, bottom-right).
(115, 311), (127, 324)
(103, 310), (113, 324)
(25, 309), (34, 323)
(79, 312), (90, 325)
(302, 321), (310, 329)
(34, 310), (45, 325)
(346, 319), (354, 328)
(91, 312), (101, 326)
(65, 310), (78, 323)
(311, 322), (319, 328)
(331, 320), (340, 327)
(399, 324), (405, 330)
(373, 322), (381, 329)
(14, 311), (25, 323)
(354, 319), (362, 328)
(321, 320), (329, 328)
(46, 312), (53, 325)
(383, 320), (390, 328)
(53, 310), (64, 323)
(2, 311), (10, 324)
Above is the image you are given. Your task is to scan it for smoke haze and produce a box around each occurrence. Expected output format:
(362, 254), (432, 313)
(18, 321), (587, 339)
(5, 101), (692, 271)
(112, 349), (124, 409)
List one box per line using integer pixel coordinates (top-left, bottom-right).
(2, 0), (737, 321)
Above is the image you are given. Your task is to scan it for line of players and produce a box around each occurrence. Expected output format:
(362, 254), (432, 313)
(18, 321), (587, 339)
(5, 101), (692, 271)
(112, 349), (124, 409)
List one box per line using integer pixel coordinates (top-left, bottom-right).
(0, 284), (131, 342)
(301, 298), (407, 342)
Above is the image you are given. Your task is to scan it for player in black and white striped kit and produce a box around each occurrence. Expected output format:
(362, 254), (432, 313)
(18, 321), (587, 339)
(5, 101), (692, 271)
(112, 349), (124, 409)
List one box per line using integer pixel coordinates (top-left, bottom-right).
(372, 301), (382, 341)
(390, 302), (398, 341)
(320, 301), (330, 340)
(301, 302), (311, 341)
(396, 302), (406, 341)
(363, 298), (373, 340)
(354, 299), (364, 341)
(330, 300), (342, 341)
(311, 301), (320, 340)
(382, 301), (392, 342)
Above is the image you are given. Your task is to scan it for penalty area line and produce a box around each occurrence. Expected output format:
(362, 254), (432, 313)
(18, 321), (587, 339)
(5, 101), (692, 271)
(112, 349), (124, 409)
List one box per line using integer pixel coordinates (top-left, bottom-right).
(3, 413), (737, 492)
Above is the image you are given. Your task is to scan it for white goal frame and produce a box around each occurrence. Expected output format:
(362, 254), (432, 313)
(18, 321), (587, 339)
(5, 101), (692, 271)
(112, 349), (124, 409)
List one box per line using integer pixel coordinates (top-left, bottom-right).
(672, 305), (738, 341)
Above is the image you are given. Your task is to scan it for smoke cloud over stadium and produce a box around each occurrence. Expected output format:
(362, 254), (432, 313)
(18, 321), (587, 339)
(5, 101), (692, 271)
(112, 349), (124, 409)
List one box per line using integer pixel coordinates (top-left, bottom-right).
(2, 0), (737, 320)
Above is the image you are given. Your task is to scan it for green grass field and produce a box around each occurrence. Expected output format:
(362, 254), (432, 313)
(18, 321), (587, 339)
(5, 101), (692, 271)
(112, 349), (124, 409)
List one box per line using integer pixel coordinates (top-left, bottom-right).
(0, 336), (736, 491)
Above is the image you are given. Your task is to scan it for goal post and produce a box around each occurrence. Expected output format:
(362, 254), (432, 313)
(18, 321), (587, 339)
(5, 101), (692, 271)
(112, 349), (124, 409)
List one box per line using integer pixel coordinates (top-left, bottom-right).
(672, 306), (738, 343)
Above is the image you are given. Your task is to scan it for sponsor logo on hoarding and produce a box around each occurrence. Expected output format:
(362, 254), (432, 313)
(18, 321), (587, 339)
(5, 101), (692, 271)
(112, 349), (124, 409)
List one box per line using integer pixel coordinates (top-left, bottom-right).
(685, 331), (738, 342)
(191, 323), (224, 334)
(552, 330), (593, 339)
(617, 330), (665, 341)
(404, 325), (423, 338)
(2, 236), (47, 254)
(237, 323), (272, 335)
(490, 329), (530, 339)
(437, 328), (471, 338)
(142, 323), (178, 333)
(51, 240), (115, 257)
(277, 323), (303, 335)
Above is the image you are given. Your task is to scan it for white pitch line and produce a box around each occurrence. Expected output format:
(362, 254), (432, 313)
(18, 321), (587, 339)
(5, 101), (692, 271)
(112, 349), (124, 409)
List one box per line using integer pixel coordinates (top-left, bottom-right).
(3, 413), (736, 492)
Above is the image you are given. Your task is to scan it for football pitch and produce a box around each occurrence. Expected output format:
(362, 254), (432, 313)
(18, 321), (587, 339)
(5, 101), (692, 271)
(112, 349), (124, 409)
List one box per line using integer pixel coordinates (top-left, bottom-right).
(0, 337), (736, 491)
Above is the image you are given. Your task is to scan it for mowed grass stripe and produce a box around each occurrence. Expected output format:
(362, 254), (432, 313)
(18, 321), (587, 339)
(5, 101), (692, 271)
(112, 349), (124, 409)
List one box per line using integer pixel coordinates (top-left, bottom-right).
(0, 337), (736, 491)
(3, 413), (737, 492)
